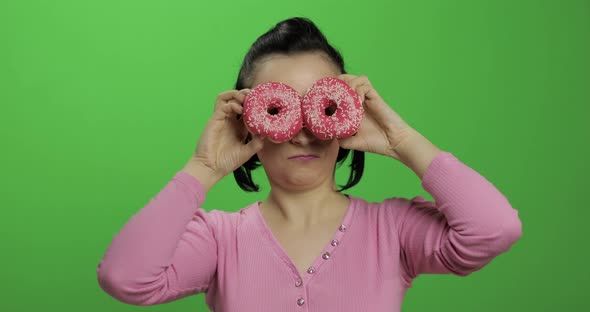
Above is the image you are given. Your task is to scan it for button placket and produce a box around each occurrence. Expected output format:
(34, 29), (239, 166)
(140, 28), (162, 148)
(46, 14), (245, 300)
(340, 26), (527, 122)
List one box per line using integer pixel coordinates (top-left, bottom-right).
(294, 221), (351, 308)
(295, 277), (304, 307)
(304, 222), (348, 282)
(256, 197), (355, 308)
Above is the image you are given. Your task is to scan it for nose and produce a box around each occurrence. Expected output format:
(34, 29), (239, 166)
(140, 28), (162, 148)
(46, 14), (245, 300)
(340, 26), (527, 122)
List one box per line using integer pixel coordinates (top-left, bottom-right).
(290, 126), (316, 145)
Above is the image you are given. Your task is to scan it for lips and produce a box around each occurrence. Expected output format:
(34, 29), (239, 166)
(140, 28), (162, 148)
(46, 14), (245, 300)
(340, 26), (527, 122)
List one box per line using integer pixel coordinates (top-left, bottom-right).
(288, 154), (319, 160)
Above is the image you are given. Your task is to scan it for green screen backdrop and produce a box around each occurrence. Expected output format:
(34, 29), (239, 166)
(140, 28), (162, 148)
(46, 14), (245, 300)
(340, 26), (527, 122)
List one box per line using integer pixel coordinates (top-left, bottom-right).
(1, 0), (588, 311)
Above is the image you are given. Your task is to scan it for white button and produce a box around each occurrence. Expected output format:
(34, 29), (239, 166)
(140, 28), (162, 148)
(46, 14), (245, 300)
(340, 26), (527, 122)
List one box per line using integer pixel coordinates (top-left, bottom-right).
(295, 280), (302, 287)
(339, 224), (347, 232)
(331, 239), (339, 246)
(307, 266), (315, 274)
(322, 252), (330, 259)
(297, 298), (305, 306)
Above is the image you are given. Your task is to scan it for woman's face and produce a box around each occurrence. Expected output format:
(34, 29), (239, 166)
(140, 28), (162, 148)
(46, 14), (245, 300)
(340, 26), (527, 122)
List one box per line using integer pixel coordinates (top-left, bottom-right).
(249, 52), (342, 191)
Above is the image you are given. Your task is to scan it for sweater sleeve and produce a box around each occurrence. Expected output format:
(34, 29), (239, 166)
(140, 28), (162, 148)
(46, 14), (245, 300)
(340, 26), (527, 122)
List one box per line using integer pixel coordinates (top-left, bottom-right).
(393, 152), (522, 287)
(96, 170), (218, 305)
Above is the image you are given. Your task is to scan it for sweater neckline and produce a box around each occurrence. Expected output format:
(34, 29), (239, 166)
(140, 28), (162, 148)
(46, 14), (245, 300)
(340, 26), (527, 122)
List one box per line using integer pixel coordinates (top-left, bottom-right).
(252, 194), (357, 283)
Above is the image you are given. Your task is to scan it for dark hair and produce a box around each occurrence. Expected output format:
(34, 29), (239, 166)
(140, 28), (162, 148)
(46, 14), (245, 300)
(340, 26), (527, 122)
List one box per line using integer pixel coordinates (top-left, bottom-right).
(232, 17), (365, 192)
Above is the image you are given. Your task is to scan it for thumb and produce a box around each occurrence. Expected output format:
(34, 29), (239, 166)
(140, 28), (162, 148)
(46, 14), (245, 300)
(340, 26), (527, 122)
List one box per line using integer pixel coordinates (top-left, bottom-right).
(337, 135), (356, 150)
(240, 135), (265, 160)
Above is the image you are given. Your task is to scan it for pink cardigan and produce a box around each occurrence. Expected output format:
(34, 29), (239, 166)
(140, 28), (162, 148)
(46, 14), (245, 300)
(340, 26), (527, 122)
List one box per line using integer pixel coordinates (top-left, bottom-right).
(96, 152), (522, 311)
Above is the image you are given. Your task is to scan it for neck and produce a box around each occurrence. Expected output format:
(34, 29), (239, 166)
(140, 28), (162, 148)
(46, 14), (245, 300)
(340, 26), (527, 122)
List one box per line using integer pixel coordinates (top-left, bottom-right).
(260, 176), (349, 230)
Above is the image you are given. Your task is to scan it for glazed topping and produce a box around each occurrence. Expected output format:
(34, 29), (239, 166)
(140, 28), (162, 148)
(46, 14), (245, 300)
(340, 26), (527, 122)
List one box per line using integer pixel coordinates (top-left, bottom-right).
(243, 82), (303, 142)
(301, 77), (364, 140)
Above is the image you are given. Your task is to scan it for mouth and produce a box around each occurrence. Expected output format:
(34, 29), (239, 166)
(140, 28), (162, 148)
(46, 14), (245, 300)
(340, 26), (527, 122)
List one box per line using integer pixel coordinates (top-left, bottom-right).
(288, 154), (319, 160)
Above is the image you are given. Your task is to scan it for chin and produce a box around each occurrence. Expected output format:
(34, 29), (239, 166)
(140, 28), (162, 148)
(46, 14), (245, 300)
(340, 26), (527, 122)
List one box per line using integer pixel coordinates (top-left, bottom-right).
(284, 171), (327, 187)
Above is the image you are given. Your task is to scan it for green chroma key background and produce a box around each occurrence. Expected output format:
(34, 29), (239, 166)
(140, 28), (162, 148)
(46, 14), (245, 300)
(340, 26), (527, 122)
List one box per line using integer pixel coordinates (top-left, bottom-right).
(1, 0), (588, 311)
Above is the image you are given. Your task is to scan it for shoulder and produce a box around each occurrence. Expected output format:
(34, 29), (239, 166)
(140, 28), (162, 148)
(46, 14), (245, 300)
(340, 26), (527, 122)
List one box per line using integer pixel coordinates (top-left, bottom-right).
(347, 194), (437, 226)
(349, 194), (432, 211)
(199, 201), (260, 233)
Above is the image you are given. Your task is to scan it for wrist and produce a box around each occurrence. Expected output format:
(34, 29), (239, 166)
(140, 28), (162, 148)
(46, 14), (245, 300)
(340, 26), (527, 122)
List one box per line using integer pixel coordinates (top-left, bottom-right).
(182, 159), (222, 193)
(393, 130), (443, 180)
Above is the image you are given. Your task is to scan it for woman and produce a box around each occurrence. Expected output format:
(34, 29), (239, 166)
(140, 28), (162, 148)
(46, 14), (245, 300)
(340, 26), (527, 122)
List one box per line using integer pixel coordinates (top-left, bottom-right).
(97, 17), (522, 311)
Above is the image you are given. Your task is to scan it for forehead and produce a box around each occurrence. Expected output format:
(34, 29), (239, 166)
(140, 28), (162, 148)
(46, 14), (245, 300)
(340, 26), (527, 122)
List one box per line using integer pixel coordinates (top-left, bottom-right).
(251, 52), (340, 96)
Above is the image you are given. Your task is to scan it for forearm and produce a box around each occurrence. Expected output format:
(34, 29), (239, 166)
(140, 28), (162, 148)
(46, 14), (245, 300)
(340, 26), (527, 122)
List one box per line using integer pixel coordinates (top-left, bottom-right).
(97, 170), (209, 304)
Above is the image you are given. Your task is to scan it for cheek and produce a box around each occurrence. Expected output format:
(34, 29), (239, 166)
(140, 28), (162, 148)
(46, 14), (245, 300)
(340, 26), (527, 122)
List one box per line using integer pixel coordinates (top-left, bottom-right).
(257, 145), (282, 165)
(327, 141), (341, 156)
(257, 151), (269, 166)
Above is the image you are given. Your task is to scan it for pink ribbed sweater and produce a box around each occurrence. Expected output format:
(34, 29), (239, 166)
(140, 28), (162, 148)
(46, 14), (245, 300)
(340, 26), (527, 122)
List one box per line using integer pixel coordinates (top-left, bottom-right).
(96, 151), (522, 311)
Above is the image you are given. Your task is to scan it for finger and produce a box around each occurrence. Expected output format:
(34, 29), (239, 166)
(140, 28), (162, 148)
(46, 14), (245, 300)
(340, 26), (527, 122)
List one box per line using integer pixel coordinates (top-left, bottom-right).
(225, 103), (250, 135)
(217, 90), (241, 101)
(221, 101), (244, 118)
(207, 110), (228, 135)
(357, 85), (372, 104)
(232, 90), (253, 121)
(227, 100), (244, 114)
(227, 100), (244, 121)
(337, 74), (357, 85)
(238, 88), (252, 97)
(214, 90), (241, 111)
(337, 74), (356, 88)
(337, 136), (356, 150)
(240, 135), (265, 160)
(349, 75), (371, 91)
(233, 89), (252, 104)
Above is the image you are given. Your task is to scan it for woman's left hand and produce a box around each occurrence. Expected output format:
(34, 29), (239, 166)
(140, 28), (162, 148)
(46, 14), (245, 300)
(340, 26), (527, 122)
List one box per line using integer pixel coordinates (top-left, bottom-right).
(337, 74), (419, 161)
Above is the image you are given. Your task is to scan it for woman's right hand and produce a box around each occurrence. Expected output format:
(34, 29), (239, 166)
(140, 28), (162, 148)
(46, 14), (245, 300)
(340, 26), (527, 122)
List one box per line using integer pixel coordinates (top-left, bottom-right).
(183, 89), (265, 190)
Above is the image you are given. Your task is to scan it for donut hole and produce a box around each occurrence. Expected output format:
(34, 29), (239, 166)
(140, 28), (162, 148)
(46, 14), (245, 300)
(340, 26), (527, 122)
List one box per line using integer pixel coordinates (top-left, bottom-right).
(267, 106), (280, 115)
(325, 101), (338, 116)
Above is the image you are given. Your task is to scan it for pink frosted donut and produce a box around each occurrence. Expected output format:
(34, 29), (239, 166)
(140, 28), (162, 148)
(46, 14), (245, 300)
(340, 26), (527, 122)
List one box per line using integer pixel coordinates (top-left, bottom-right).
(301, 77), (364, 140)
(243, 82), (303, 143)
